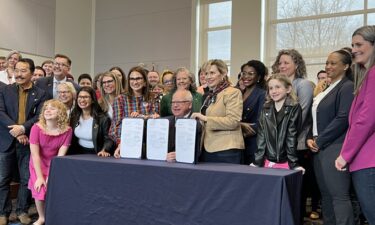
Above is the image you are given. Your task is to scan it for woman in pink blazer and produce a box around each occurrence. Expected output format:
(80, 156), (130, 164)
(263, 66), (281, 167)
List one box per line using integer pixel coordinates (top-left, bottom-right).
(336, 25), (375, 224)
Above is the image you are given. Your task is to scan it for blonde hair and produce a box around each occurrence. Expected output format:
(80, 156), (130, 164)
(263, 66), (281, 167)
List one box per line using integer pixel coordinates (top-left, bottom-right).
(99, 71), (123, 112)
(39, 99), (70, 131)
(57, 82), (77, 100)
(265, 74), (298, 104)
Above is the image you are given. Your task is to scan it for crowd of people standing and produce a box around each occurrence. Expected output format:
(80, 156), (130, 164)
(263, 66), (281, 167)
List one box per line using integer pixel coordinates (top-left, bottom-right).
(0, 25), (374, 225)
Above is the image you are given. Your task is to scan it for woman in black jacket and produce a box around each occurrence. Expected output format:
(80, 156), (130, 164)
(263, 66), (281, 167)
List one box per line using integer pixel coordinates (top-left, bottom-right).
(69, 87), (115, 156)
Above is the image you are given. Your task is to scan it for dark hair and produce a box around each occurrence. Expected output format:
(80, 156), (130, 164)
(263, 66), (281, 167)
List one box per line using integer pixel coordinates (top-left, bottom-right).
(70, 86), (104, 128)
(240, 60), (267, 89)
(333, 49), (353, 81)
(0, 56), (6, 61)
(41, 60), (54, 67)
(93, 73), (103, 90)
(110, 66), (126, 91)
(35, 66), (46, 76)
(17, 58), (35, 73)
(55, 54), (72, 66)
(127, 66), (152, 101)
(316, 70), (326, 77)
(78, 73), (92, 83)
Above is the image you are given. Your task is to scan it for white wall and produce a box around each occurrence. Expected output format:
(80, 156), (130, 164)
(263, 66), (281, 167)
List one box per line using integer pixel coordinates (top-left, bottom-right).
(94, 0), (192, 75)
(231, 0), (262, 78)
(55, 0), (94, 77)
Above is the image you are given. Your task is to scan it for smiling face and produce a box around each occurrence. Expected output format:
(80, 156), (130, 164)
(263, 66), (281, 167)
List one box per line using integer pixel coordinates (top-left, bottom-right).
(43, 104), (59, 121)
(129, 71), (145, 95)
(7, 53), (20, 68)
(206, 65), (224, 89)
(325, 52), (348, 83)
(77, 90), (92, 111)
(32, 68), (45, 82)
(53, 57), (70, 80)
(241, 65), (258, 88)
(14, 62), (32, 88)
(147, 71), (160, 87)
(352, 34), (375, 67)
(171, 90), (192, 117)
(57, 84), (74, 105)
(101, 75), (116, 94)
(162, 73), (174, 92)
(176, 71), (192, 90)
(277, 54), (297, 80)
(268, 78), (291, 103)
(42, 62), (54, 76)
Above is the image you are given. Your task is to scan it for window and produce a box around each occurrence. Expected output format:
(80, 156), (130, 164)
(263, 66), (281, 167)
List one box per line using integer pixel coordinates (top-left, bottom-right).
(198, 0), (232, 72)
(264, 0), (375, 82)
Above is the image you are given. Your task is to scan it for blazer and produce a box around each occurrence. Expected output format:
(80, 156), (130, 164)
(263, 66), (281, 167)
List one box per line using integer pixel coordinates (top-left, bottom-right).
(0, 84), (47, 152)
(35, 76), (80, 100)
(293, 78), (314, 150)
(203, 86), (244, 153)
(70, 114), (115, 155)
(255, 96), (302, 169)
(341, 67), (375, 172)
(164, 114), (202, 163)
(241, 86), (266, 157)
(308, 77), (354, 150)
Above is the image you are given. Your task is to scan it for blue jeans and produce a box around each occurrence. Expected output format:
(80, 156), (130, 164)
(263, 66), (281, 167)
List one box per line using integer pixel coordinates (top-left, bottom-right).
(0, 141), (31, 216)
(352, 168), (375, 225)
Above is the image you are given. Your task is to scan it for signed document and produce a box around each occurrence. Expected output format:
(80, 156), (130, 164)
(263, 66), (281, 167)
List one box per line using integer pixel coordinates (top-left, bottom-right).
(175, 119), (197, 164)
(146, 119), (169, 160)
(120, 118), (144, 158)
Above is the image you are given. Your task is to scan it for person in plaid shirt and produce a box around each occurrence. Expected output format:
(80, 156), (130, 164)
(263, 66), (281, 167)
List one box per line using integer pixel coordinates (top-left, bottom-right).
(110, 66), (160, 157)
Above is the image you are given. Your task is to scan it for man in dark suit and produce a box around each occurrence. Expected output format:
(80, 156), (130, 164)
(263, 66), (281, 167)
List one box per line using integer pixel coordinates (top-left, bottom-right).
(164, 89), (201, 163)
(0, 58), (47, 225)
(35, 54), (79, 99)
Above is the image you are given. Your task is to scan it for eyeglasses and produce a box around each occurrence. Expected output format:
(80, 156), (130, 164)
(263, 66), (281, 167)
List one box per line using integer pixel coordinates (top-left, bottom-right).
(77, 96), (91, 99)
(101, 80), (114, 85)
(54, 62), (69, 67)
(163, 80), (173, 84)
(129, 77), (144, 81)
(171, 100), (191, 105)
(57, 91), (70, 95)
(240, 71), (257, 77)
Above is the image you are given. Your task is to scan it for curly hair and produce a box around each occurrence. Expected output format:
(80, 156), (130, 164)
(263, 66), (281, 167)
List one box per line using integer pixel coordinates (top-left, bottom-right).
(271, 49), (307, 79)
(38, 99), (70, 132)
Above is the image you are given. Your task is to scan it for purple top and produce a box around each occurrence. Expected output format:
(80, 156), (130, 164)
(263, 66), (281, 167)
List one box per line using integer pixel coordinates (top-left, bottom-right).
(341, 66), (375, 172)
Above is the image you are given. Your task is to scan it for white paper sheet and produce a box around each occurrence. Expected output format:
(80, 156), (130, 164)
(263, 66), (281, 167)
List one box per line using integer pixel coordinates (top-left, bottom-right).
(175, 119), (197, 164)
(146, 119), (169, 160)
(120, 118), (144, 158)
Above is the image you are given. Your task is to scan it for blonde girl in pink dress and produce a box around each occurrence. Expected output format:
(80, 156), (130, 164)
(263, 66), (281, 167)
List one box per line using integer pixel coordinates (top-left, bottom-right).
(28, 99), (72, 225)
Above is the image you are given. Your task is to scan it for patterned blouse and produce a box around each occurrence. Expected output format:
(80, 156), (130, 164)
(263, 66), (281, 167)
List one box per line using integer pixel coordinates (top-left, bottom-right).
(109, 93), (159, 144)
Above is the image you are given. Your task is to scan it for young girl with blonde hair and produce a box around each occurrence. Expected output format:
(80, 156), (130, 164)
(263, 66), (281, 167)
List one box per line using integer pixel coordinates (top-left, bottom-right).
(253, 74), (304, 173)
(28, 99), (72, 225)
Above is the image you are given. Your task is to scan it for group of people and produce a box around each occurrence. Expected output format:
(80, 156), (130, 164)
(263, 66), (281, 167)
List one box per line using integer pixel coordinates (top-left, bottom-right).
(0, 25), (374, 225)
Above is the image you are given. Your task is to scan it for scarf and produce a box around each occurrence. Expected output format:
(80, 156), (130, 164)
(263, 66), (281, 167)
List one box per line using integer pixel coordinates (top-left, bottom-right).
(201, 80), (230, 115)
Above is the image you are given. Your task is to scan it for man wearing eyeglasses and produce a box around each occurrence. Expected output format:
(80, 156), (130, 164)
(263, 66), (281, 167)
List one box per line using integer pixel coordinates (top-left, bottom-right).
(35, 54), (79, 99)
(163, 89), (201, 162)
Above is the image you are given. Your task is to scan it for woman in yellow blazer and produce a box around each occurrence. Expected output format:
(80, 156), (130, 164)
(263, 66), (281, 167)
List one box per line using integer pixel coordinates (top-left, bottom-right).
(192, 59), (244, 163)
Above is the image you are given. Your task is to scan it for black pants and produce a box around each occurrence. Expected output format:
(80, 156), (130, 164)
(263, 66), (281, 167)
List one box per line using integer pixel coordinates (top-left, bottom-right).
(201, 149), (242, 164)
(313, 144), (354, 225)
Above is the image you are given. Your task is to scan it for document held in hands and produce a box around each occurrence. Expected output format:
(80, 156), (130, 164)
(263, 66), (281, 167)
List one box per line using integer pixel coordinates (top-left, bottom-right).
(175, 119), (196, 164)
(120, 118), (144, 158)
(146, 119), (169, 160)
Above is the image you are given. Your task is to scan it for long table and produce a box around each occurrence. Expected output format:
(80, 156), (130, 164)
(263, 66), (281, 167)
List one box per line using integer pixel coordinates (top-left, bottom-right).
(45, 155), (302, 225)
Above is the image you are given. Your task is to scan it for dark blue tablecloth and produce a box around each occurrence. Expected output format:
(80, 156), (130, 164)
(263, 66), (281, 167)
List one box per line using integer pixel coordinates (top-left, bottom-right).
(45, 155), (302, 225)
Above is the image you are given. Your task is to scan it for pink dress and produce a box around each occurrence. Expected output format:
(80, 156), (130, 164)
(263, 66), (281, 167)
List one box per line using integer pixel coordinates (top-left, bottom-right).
(28, 124), (72, 200)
